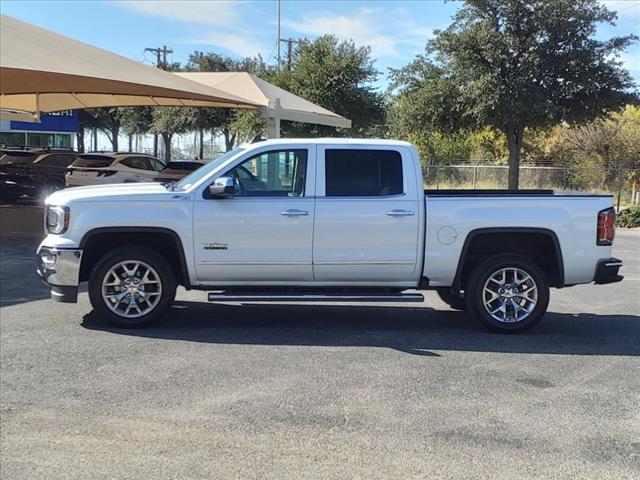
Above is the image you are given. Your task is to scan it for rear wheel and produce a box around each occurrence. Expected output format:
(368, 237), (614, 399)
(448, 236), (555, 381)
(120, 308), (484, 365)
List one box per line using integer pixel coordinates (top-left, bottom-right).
(465, 255), (549, 333)
(89, 246), (176, 328)
(436, 288), (466, 310)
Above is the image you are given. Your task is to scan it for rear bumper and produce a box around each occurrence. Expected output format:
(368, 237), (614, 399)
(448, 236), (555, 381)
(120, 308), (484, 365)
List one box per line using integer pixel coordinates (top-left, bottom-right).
(593, 257), (623, 285)
(36, 246), (83, 302)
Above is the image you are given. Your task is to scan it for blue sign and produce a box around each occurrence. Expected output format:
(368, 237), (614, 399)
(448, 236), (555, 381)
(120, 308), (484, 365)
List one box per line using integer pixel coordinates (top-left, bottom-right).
(11, 110), (78, 133)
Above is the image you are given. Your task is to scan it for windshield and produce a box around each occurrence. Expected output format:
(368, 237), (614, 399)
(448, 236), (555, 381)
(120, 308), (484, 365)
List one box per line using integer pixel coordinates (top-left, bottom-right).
(176, 147), (244, 190)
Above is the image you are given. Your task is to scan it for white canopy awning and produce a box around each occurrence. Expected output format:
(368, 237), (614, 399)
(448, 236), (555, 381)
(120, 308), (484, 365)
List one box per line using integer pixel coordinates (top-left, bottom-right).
(177, 72), (352, 131)
(0, 15), (260, 120)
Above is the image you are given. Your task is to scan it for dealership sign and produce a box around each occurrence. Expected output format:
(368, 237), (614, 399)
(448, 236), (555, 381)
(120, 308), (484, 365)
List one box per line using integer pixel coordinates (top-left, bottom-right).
(10, 110), (78, 133)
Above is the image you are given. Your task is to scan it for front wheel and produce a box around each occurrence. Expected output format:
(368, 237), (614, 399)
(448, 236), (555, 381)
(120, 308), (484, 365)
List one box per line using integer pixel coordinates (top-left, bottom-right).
(89, 246), (177, 328)
(465, 255), (549, 333)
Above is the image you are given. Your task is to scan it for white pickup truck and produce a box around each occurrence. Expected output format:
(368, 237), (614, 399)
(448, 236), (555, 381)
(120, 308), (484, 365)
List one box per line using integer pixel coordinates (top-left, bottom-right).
(37, 139), (623, 333)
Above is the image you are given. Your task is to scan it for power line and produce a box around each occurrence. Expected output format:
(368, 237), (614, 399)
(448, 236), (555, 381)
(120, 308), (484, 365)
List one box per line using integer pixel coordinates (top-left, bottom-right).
(144, 45), (172, 158)
(279, 38), (301, 71)
(276, 0), (281, 70)
(144, 45), (173, 68)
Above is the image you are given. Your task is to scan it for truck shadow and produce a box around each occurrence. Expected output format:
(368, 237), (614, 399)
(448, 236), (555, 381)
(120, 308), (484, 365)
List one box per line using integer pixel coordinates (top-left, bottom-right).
(81, 301), (640, 357)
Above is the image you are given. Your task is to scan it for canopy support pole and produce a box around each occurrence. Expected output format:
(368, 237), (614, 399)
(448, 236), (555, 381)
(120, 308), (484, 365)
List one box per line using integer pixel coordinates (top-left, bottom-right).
(266, 116), (281, 139)
(263, 97), (282, 139)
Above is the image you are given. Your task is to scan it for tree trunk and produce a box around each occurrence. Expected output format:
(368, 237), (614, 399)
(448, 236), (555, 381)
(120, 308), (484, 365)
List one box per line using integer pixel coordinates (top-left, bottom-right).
(92, 127), (98, 151)
(76, 130), (85, 153)
(162, 133), (173, 162)
(199, 128), (204, 159)
(128, 134), (133, 152)
(110, 126), (119, 152)
(223, 128), (236, 152)
(505, 124), (523, 190)
(153, 134), (159, 157)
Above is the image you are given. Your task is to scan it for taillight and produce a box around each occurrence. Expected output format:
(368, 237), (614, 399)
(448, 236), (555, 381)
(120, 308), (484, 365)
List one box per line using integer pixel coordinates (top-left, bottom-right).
(597, 207), (615, 246)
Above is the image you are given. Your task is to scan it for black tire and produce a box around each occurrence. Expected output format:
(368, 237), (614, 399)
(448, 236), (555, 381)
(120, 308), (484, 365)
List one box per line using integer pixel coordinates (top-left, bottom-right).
(464, 254), (550, 333)
(88, 245), (177, 328)
(436, 287), (466, 310)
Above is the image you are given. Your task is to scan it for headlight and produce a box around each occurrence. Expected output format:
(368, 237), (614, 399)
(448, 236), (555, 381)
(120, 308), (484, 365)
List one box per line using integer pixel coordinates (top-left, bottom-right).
(46, 206), (70, 234)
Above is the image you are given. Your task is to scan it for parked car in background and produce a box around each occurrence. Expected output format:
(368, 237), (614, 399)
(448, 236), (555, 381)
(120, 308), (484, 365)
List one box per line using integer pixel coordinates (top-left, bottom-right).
(0, 147), (77, 203)
(152, 160), (206, 183)
(66, 152), (165, 187)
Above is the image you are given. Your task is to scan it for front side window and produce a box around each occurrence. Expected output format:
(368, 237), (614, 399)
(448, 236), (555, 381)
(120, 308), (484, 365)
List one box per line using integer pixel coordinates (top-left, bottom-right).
(225, 149), (308, 197)
(325, 149), (403, 197)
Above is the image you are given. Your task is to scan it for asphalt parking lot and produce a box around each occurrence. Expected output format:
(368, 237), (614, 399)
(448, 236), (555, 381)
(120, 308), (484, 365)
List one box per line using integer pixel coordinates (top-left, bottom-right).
(1, 204), (639, 479)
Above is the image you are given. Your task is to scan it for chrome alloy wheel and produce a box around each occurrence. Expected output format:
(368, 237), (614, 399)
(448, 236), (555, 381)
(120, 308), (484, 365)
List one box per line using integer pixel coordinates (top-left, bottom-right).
(482, 267), (538, 323)
(101, 260), (162, 318)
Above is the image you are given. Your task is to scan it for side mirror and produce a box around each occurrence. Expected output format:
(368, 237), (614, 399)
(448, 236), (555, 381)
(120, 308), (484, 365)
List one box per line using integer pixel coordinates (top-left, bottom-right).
(208, 176), (236, 198)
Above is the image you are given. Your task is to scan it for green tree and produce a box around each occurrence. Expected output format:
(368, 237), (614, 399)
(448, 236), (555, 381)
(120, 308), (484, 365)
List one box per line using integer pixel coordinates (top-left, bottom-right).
(82, 108), (124, 151)
(390, 0), (637, 189)
(270, 35), (385, 137)
(119, 107), (152, 152)
(151, 107), (195, 161)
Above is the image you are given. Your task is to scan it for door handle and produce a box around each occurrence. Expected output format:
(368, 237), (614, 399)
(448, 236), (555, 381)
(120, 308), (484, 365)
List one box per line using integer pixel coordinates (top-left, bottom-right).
(281, 209), (309, 217)
(386, 209), (415, 217)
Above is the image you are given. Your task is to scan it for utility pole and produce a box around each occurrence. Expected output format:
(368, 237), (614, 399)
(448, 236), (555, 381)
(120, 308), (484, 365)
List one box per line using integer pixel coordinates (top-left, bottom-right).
(144, 45), (173, 69)
(278, 38), (300, 71)
(276, 0), (281, 70)
(144, 45), (173, 157)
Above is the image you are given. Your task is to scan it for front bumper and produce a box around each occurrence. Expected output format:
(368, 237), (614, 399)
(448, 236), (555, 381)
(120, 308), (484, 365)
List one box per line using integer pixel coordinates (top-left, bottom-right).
(593, 257), (623, 285)
(36, 246), (83, 302)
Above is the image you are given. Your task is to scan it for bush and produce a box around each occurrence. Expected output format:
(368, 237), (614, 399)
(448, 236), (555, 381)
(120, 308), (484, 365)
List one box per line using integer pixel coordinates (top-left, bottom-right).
(616, 206), (640, 228)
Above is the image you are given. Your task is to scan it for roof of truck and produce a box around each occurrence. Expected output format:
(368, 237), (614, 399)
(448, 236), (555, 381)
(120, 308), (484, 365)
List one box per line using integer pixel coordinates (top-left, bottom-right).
(242, 138), (415, 148)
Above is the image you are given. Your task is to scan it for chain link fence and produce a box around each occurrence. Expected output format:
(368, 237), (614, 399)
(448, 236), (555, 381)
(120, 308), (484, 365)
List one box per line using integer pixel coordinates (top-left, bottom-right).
(424, 165), (640, 207)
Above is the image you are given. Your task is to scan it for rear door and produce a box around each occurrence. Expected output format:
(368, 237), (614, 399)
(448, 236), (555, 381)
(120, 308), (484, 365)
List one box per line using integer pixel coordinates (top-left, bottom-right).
(313, 146), (421, 282)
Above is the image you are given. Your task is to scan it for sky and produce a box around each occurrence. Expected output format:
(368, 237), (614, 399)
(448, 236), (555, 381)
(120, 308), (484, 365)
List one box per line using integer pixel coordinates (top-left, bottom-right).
(2, 0), (640, 90)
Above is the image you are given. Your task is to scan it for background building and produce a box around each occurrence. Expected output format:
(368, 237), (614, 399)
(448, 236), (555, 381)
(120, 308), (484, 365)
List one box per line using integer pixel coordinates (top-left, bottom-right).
(0, 110), (78, 148)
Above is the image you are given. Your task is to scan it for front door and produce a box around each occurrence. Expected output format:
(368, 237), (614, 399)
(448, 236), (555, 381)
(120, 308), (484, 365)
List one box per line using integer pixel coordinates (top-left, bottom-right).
(193, 146), (315, 283)
(313, 146), (421, 282)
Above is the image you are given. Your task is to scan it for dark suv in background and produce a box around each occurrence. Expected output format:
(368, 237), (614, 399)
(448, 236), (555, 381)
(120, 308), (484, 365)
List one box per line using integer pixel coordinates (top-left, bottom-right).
(0, 148), (78, 203)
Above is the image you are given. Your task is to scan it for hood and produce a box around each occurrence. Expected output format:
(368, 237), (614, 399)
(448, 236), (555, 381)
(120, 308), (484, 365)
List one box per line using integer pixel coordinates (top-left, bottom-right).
(46, 182), (181, 205)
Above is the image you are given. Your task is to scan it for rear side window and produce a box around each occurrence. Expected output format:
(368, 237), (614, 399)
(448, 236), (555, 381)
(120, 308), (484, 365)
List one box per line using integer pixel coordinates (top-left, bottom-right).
(72, 155), (115, 168)
(325, 149), (403, 197)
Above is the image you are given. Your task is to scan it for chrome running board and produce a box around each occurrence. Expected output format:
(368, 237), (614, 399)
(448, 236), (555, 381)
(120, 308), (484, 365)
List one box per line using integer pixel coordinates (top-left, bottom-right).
(207, 292), (424, 303)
